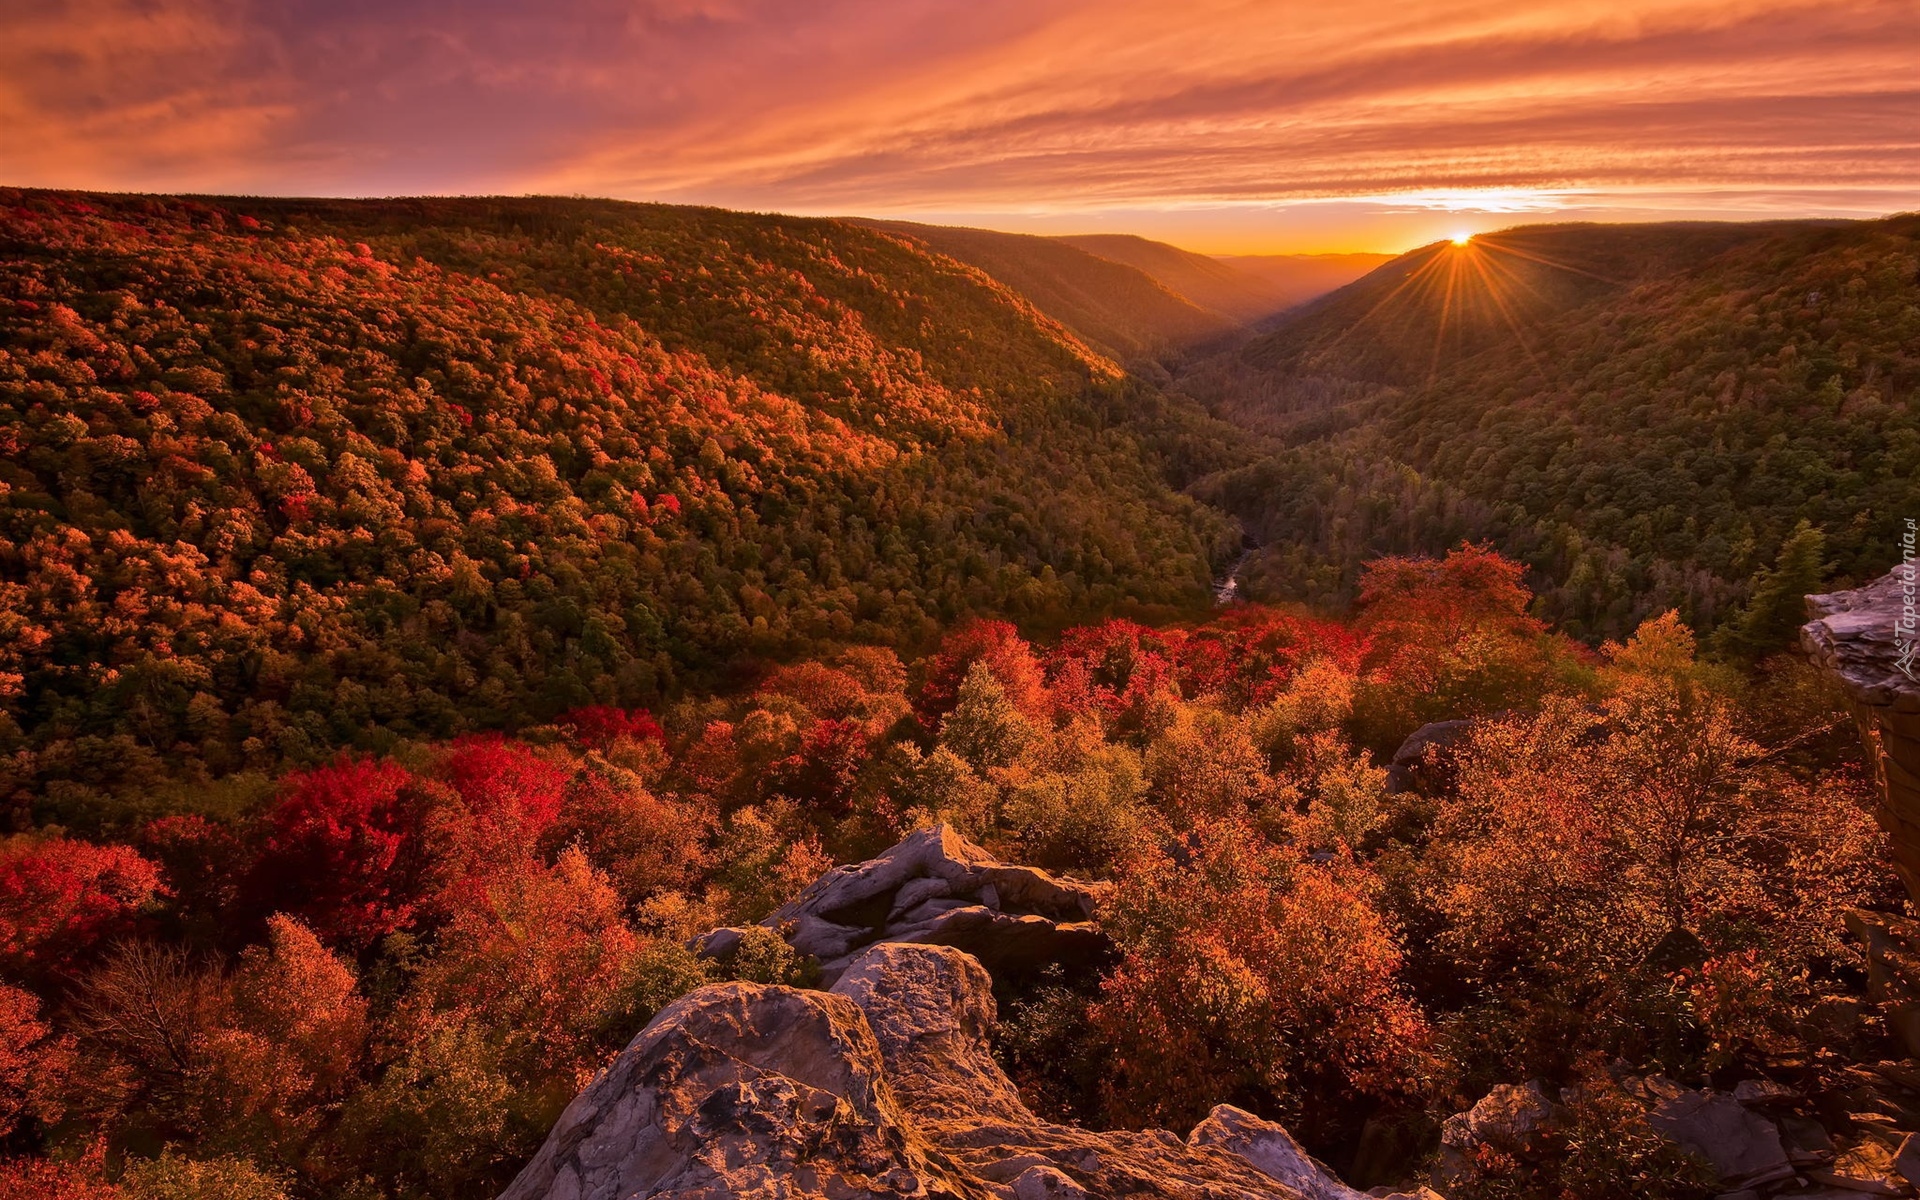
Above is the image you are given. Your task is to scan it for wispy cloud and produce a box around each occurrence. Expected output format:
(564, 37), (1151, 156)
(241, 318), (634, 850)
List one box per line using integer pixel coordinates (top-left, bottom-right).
(1, 0), (1914, 250)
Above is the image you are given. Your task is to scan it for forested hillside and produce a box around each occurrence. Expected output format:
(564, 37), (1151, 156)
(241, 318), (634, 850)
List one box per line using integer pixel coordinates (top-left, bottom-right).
(0, 551), (1893, 1200)
(1187, 217), (1920, 642)
(853, 219), (1239, 364)
(4, 189), (1918, 1200)
(0, 190), (1247, 815)
(1059, 234), (1389, 324)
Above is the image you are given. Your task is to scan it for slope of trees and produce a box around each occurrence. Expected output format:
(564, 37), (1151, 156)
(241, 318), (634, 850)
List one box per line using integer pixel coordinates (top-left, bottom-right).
(0, 550), (1890, 1200)
(854, 219), (1240, 364)
(0, 190), (1249, 816)
(1060, 235), (1389, 324)
(1187, 216), (1920, 643)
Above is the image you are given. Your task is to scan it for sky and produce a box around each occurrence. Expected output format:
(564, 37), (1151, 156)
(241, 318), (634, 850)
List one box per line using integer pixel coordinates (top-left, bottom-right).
(2, 0), (1917, 253)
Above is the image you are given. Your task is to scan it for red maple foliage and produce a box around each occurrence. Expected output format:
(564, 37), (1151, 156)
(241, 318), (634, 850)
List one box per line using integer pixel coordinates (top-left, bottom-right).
(440, 734), (568, 836)
(0, 1147), (117, 1200)
(1177, 608), (1367, 709)
(1047, 618), (1181, 729)
(558, 706), (665, 751)
(916, 620), (1051, 725)
(0, 835), (163, 986)
(248, 757), (428, 950)
(764, 718), (871, 817)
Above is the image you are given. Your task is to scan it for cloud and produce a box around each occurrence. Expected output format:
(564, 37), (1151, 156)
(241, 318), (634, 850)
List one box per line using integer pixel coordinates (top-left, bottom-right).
(0, 0), (1915, 247)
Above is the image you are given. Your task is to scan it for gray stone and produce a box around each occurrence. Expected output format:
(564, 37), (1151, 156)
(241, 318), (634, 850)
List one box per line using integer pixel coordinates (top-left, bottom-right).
(1732, 1079), (1799, 1106)
(694, 825), (1110, 985)
(1190, 1104), (1437, 1200)
(1646, 1088), (1795, 1190)
(1010, 1165), (1087, 1200)
(1384, 720), (1475, 796)
(1463, 1082), (1557, 1155)
(1894, 1131), (1920, 1189)
(503, 941), (1423, 1200)
(1804, 571), (1920, 900)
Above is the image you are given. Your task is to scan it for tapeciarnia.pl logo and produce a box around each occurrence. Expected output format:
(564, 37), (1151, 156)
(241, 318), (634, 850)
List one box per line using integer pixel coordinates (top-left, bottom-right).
(1899, 517), (1917, 682)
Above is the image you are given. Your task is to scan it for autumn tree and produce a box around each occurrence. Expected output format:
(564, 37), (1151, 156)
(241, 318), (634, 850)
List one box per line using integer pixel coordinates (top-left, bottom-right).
(1092, 818), (1428, 1141)
(0, 835), (163, 988)
(1351, 544), (1577, 748)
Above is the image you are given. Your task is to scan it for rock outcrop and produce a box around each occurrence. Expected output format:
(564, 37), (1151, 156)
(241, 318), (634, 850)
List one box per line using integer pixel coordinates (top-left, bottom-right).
(502, 940), (1431, 1200)
(1383, 719), (1475, 797)
(1803, 569), (1920, 899)
(1804, 569), (1920, 1064)
(1191, 1105), (1439, 1200)
(1640, 1081), (1794, 1191)
(695, 825), (1109, 985)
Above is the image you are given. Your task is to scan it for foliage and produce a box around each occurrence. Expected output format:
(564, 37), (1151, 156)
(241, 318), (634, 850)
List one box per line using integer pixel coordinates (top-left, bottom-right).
(0, 539), (1896, 1200)
(0, 834), (164, 987)
(1092, 819), (1430, 1142)
(1191, 217), (1920, 645)
(0, 189), (1242, 815)
(121, 1150), (291, 1200)
(1446, 1075), (1715, 1200)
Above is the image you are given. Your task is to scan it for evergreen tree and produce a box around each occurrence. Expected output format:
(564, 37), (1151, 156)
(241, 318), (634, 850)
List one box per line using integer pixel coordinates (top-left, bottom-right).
(1714, 519), (1830, 662)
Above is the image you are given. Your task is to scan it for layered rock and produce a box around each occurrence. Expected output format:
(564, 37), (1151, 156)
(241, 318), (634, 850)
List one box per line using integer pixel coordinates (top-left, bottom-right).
(502, 940), (1431, 1200)
(1640, 1082), (1794, 1192)
(695, 825), (1109, 985)
(1803, 569), (1920, 898)
(497, 980), (961, 1200)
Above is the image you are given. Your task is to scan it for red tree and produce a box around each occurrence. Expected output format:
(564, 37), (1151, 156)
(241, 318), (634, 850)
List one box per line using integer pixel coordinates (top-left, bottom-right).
(916, 620), (1050, 725)
(764, 718), (871, 817)
(1046, 619), (1181, 729)
(1178, 608), (1367, 710)
(249, 757), (428, 950)
(0, 835), (163, 985)
(440, 734), (568, 836)
(557, 706), (664, 752)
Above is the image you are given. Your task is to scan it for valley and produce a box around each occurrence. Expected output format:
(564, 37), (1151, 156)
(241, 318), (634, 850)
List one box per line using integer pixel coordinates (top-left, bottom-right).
(2, 188), (1919, 1200)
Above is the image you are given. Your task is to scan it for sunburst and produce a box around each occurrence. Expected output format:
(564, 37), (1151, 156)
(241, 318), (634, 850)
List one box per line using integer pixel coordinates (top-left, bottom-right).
(1310, 230), (1625, 387)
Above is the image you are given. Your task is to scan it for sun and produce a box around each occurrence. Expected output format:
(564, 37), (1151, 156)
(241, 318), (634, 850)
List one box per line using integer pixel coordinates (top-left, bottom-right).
(1450, 231), (1473, 246)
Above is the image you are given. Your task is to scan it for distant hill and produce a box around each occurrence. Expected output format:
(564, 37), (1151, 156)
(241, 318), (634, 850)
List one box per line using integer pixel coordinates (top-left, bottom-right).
(1061, 235), (1387, 323)
(1237, 222), (1810, 386)
(0, 190), (1246, 804)
(852, 219), (1237, 364)
(853, 221), (1384, 366)
(1186, 216), (1920, 641)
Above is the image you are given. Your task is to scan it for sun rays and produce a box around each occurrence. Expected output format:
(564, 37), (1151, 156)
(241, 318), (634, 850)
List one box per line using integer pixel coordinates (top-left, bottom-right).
(1310, 230), (1617, 387)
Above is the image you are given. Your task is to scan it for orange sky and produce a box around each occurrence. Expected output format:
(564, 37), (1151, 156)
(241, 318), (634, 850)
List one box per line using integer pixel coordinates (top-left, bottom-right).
(2, 0), (1916, 253)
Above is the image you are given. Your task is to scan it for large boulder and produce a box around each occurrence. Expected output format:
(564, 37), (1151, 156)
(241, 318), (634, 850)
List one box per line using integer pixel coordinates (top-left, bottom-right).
(496, 981), (966, 1200)
(1803, 569), (1920, 900)
(1435, 1082), (1558, 1185)
(1844, 910), (1920, 1058)
(695, 825), (1109, 984)
(1640, 1081), (1795, 1192)
(502, 940), (1435, 1200)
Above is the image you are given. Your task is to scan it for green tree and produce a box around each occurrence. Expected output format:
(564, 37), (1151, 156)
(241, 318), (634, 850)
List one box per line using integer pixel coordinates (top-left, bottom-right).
(1715, 520), (1830, 662)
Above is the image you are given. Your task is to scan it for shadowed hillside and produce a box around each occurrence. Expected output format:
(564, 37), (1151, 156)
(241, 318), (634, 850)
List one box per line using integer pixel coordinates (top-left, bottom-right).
(1237, 221), (1820, 386)
(852, 218), (1238, 364)
(1062, 233), (1388, 323)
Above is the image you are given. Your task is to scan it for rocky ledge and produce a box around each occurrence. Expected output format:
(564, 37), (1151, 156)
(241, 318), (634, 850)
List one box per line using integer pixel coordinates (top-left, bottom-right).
(501, 940), (1435, 1200)
(1803, 568), (1920, 899)
(694, 825), (1111, 985)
